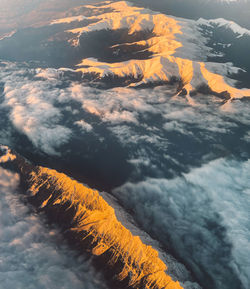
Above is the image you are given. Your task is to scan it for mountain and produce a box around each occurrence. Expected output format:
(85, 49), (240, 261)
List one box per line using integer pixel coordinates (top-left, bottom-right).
(1, 1), (249, 99)
(0, 144), (199, 289)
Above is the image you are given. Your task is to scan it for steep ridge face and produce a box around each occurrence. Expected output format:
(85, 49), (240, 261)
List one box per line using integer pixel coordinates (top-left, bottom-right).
(49, 1), (250, 99)
(0, 145), (185, 289)
(0, 164), (111, 289)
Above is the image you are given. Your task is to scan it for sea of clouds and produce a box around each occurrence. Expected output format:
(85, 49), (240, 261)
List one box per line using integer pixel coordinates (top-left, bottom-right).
(0, 62), (249, 167)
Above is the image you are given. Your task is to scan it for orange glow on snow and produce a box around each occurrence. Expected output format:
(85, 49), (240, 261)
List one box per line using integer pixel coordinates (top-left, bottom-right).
(49, 1), (250, 100)
(200, 63), (250, 98)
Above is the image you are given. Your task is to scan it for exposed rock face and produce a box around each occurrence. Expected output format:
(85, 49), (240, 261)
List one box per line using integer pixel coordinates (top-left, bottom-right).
(0, 145), (183, 289)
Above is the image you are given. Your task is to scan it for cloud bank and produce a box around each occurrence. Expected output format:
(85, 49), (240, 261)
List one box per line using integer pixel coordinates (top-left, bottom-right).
(113, 158), (250, 289)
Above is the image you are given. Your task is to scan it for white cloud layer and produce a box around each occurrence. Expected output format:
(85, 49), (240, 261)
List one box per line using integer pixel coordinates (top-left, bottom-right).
(113, 158), (250, 289)
(1, 62), (250, 164)
(0, 64), (72, 155)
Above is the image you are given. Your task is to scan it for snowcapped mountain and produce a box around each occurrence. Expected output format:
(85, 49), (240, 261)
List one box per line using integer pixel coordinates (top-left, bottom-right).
(45, 1), (250, 99)
(198, 17), (250, 37)
(1, 1), (249, 99)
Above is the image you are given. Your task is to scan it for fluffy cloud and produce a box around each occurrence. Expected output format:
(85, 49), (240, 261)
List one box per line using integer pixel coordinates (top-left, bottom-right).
(1, 65), (72, 155)
(75, 120), (93, 132)
(1, 63), (249, 174)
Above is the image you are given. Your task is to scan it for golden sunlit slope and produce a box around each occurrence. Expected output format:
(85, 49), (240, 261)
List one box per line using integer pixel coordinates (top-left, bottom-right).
(29, 167), (183, 289)
(52, 1), (250, 99)
(0, 145), (16, 163)
(0, 145), (183, 289)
